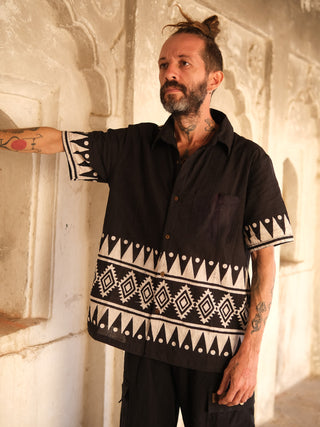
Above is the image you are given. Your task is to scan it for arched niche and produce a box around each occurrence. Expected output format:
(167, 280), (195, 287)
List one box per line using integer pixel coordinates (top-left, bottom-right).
(46, 0), (112, 128)
(212, 69), (253, 138)
(280, 87), (319, 267)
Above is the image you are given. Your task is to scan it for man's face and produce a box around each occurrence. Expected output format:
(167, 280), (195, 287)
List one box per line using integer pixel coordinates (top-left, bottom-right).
(158, 33), (209, 115)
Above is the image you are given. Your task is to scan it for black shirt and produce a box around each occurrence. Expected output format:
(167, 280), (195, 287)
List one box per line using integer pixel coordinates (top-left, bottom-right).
(63, 109), (293, 373)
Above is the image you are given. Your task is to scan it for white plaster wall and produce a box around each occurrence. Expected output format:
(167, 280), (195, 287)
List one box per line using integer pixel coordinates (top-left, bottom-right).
(0, 1), (95, 426)
(0, 334), (86, 427)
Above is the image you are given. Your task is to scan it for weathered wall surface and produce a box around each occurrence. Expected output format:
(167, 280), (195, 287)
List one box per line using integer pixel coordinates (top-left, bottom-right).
(0, 0), (319, 426)
(0, 1), (129, 426)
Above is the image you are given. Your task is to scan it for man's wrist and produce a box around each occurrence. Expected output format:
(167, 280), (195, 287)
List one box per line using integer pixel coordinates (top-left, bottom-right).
(240, 330), (263, 355)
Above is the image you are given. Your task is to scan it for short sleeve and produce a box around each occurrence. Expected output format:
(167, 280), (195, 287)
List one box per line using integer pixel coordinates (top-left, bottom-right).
(62, 128), (127, 183)
(243, 148), (294, 251)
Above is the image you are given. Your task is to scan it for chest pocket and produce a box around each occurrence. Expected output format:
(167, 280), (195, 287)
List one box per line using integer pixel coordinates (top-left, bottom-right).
(190, 192), (241, 242)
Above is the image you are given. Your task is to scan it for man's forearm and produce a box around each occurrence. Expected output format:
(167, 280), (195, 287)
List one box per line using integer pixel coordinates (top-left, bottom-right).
(0, 127), (64, 154)
(241, 245), (276, 353)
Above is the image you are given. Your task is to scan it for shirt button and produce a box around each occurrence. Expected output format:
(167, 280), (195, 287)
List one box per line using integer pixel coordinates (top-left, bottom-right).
(154, 308), (160, 315)
(160, 271), (165, 277)
(165, 234), (170, 240)
(174, 195), (179, 202)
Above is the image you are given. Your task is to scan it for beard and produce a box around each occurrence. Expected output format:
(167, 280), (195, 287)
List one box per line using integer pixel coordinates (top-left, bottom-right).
(160, 79), (208, 115)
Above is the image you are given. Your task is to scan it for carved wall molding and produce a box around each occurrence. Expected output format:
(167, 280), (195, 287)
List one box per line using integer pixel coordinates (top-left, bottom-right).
(46, 0), (112, 124)
(92, 0), (121, 17)
(300, 0), (320, 12)
(287, 54), (320, 136)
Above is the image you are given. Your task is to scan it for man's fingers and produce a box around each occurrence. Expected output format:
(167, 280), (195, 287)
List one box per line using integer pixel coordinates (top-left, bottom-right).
(218, 385), (255, 406)
(216, 372), (230, 395)
(218, 387), (238, 405)
(240, 388), (255, 405)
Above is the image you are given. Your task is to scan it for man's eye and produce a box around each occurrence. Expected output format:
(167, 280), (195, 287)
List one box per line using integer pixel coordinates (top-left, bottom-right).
(159, 63), (168, 69)
(181, 61), (190, 67)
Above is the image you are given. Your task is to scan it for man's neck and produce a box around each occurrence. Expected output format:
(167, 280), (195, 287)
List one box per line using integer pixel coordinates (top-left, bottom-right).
(174, 109), (217, 159)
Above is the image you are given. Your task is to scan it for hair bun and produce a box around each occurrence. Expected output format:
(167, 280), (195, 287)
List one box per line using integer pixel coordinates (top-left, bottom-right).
(202, 15), (220, 40)
(163, 6), (220, 42)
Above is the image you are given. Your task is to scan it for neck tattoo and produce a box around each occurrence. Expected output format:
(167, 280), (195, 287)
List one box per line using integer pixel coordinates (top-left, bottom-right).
(175, 117), (217, 161)
(204, 118), (216, 134)
(177, 122), (196, 142)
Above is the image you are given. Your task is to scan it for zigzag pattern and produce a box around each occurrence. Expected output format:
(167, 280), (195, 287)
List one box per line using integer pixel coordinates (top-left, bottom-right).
(99, 235), (248, 290)
(88, 302), (243, 357)
(244, 214), (293, 250)
(63, 131), (97, 181)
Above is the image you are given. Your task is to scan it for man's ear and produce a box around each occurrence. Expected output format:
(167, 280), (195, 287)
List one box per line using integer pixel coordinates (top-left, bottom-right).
(207, 71), (224, 92)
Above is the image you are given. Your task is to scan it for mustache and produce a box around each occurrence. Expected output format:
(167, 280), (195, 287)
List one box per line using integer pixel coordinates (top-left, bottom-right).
(160, 80), (187, 96)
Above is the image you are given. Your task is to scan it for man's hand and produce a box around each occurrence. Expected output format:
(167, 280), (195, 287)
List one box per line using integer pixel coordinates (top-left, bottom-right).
(216, 345), (258, 406)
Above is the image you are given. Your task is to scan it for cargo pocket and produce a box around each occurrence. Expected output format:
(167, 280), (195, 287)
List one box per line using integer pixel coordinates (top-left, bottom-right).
(119, 381), (130, 427)
(207, 392), (255, 427)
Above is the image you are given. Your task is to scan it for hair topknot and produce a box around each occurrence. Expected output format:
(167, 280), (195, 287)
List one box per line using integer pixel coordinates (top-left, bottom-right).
(163, 5), (223, 71)
(164, 5), (221, 42)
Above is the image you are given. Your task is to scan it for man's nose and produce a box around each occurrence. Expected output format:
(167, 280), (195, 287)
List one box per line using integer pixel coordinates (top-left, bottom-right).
(164, 63), (178, 80)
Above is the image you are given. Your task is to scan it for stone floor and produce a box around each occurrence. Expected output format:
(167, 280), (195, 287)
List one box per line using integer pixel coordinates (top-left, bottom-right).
(259, 376), (320, 426)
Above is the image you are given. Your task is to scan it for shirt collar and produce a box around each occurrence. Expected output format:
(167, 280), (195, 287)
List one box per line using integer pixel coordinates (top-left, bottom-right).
(153, 109), (234, 155)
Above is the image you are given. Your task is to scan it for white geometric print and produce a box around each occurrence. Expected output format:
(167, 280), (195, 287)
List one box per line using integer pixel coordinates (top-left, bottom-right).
(98, 235), (250, 289)
(139, 276), (154, 310)
(196, 289), (216, 324)
(63, 132), (96, 181)
(244, 213), (293, 250)
(98, 264), (117, 297)
(87, 230), (294, 362)
(174, 285), (194, 320)
(88, 301), (244, 357)
(119, 270), (138, 303)
(217, 293), (236, 327)
(237, 299), (249, 329)
(154, 280), (171, 314)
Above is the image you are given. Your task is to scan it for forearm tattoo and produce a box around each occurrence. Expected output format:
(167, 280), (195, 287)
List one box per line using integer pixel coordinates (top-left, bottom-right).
(251, 301), (271, 334)
(0, 128), (42, 152)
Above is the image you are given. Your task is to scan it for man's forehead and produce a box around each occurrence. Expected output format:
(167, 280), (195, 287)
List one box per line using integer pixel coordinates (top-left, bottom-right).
(158, 52), (194, 62)
(159, 33), (205, 60)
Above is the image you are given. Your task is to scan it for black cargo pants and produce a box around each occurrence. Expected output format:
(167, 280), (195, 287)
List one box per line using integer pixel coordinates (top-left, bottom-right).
(120, 353), (255, 427)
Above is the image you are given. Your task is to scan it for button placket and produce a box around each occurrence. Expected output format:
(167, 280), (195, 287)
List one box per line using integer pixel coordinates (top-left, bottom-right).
(160, 158), (188, 272)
